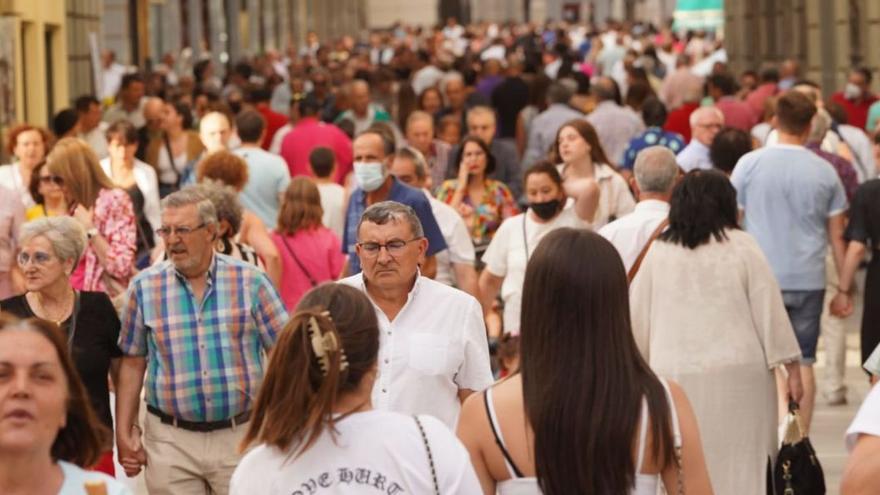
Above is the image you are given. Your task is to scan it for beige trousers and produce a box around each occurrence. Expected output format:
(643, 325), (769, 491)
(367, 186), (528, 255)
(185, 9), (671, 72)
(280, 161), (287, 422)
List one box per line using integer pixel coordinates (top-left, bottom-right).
(143, 411), (248, 495)
(821, 253), (847, 398)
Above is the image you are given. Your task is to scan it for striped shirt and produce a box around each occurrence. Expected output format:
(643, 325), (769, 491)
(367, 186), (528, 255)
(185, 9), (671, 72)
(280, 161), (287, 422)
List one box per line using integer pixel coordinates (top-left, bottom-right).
(119, 254), (288, 421)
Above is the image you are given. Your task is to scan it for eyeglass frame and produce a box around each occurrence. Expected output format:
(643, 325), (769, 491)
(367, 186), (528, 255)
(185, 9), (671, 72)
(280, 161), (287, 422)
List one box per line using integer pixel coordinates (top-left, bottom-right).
(17, 250), (56, 267)
(154, 223), (208, 238)
(356, 237), (423, 257)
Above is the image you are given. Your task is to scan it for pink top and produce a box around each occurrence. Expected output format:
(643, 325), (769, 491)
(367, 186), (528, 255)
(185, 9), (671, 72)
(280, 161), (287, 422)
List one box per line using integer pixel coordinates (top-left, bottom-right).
(0, 185), (23, 300)
(715, 96), (757, 132)
(72, 188), (137, 296)
(272, 227), (345, 311)
(279, 117), (353, 184)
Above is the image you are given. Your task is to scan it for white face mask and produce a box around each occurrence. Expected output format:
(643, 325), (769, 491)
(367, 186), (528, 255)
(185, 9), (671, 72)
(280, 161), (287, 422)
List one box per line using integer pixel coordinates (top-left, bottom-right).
(353, 161), (387, 192)
(844, 82), (863, 100)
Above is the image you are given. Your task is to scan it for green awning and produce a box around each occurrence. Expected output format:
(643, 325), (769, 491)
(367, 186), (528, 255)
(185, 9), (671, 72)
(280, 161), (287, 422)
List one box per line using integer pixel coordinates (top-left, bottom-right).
(674, 0), (724, 30)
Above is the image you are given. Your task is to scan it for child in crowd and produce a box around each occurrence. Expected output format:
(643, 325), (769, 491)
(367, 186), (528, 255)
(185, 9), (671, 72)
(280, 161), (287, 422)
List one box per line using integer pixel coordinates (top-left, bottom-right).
(309, 147), (346, 239)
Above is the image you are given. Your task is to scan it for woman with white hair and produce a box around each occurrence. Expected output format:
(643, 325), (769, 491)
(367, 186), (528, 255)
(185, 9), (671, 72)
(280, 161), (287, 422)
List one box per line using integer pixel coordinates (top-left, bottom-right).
(0, 216), (122, 475)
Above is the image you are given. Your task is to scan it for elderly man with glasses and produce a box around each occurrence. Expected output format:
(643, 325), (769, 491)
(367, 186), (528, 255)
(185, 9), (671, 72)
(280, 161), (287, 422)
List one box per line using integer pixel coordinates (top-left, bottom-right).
(341, 201), (493, 429)
(114, 187), (288, 494)
(677, 106), (725, 172)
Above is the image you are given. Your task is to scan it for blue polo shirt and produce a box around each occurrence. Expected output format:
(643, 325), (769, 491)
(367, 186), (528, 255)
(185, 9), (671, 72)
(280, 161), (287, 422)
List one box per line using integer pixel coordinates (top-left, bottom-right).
(731, 144), (848, 290)
(343, 178), (448, 274)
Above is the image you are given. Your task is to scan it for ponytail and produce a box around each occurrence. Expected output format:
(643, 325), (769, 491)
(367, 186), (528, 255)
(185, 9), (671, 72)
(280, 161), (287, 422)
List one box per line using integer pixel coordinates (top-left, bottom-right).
(240, 283), (379, 455)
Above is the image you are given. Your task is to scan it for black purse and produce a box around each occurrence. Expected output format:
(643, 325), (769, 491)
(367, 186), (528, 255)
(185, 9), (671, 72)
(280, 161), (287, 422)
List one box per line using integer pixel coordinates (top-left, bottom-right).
(773, 401), (825, 495)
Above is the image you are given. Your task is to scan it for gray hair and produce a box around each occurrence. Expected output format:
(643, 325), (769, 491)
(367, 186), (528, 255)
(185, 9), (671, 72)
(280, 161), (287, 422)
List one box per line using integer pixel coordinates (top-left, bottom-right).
(192, 181), (243, 235)
(547, 81), (574, 105)
(393, 147), (428, 181)
(439, 71), (464, 101)
(357, 201), (424, 239)
(160, 187), (219, 226)
(808, 108), (832, 144)
(19, 217), (87, 264)
(634, 146), (680, 194)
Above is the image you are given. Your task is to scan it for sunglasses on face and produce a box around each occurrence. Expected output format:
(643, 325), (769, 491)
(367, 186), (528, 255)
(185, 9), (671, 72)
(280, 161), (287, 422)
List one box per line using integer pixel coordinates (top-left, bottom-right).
(17, 251), (54, 266)
(39, 175), (64, 186)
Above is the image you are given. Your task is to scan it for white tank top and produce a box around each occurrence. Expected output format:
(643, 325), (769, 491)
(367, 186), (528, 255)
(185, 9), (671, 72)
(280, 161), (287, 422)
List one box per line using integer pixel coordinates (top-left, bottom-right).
(485, 379), (682, 495)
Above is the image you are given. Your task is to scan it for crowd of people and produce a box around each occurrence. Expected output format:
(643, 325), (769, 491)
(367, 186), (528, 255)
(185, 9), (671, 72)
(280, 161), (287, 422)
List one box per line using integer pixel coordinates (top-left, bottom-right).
(2, 16), (880, 494)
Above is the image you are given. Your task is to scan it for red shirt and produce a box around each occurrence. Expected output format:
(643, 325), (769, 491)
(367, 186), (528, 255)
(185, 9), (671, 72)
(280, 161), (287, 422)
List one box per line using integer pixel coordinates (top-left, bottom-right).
(664, 102), (700, 143)
(257, 104), (289, 150)
(745, 82), (777, 120)
(715, 96), (757, 131)
(830, 92), (879, 130)
(279, 117), (353, 184)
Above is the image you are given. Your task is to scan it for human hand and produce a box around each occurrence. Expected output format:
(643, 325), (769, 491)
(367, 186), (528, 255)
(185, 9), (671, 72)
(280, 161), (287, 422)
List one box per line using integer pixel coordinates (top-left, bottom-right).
(830, 292), (854, 318)
(456, 161), (471, 185)
(116, 426), (146, 477)
(563, 176), (599, 200)
(786, 366), (804, 404)
(72, 204), (95, 230)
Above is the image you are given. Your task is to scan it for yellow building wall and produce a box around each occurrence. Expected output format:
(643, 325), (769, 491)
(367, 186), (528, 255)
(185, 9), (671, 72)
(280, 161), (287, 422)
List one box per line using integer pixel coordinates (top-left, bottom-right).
(2, 0), (69, 127)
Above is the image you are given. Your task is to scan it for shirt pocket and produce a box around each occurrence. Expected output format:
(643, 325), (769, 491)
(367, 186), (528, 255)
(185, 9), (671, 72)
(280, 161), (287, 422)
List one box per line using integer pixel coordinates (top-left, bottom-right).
(408, 333), (449, 376)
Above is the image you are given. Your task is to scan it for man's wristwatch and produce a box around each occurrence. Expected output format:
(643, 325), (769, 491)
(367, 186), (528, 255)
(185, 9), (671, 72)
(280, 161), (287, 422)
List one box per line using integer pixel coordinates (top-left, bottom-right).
(86, 227), (99, 240)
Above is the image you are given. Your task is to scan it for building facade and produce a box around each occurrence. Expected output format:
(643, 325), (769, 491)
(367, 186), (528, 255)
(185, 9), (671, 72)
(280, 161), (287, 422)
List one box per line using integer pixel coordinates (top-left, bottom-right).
(724, 0), (880, 97)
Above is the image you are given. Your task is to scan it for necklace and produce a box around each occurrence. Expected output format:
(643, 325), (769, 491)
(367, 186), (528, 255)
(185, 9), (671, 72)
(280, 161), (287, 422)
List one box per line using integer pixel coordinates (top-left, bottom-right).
(30, 289), (75, 326)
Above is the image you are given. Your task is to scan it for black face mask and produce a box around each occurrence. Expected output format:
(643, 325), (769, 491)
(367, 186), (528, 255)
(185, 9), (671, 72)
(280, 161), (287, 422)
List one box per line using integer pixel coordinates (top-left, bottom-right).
(529, 198), (563, 220)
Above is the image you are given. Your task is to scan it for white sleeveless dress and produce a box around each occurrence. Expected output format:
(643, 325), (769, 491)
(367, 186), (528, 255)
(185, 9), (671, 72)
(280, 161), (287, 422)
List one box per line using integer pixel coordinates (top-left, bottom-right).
(485, 379), (682, 495)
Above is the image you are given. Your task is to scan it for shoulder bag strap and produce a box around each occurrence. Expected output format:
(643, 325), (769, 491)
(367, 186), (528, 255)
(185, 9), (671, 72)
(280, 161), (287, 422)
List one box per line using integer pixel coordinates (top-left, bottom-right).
(280, 236), (319, 287)
(413, 415), (440, 495)
(162, 133), (182, 187)
(627, 218), (669, 284)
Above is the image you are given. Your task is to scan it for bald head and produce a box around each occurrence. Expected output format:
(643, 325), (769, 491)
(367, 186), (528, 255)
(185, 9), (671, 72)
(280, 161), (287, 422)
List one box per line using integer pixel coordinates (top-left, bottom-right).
(591, 77), (618, 103)
(689, 106), (724, 146)
(143, 97), (166, 130)
(634, 146), (679, 194)
(349, 80), (371, 116)
(199, 112), (232, 152)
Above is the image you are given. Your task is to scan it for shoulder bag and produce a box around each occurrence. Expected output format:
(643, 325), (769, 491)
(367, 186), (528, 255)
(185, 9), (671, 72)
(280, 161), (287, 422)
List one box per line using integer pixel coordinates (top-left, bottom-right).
(773, 401), (826, 494)
(280, 236), (318, 287)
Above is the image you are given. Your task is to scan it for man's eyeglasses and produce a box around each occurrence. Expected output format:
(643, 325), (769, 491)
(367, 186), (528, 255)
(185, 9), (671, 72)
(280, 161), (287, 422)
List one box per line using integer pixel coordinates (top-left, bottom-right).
(39, 175), (64, 186)
(696, 123), (723, 130)
(17, 251), (54, 266)
(155, 223), (207, 238)
(357, 238), (421, 257)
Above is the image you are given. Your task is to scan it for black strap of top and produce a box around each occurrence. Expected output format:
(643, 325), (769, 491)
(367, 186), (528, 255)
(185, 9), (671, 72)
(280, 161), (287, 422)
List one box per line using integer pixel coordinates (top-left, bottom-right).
(483, 391), (525, 478)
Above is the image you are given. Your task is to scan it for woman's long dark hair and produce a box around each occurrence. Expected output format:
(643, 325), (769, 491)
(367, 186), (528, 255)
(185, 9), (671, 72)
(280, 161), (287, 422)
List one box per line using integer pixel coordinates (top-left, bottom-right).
(453, 135), (497, 176)
(520, 229), (674, 494)
(659, 169), (739, 249)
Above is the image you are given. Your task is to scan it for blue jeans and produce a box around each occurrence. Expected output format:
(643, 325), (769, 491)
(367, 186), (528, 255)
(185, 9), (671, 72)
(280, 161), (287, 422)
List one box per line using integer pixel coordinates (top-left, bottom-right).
(782, 290), (825, 365)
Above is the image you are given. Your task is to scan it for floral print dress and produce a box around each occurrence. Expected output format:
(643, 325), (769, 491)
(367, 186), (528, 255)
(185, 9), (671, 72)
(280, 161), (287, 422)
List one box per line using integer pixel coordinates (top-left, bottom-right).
(435, 178), (520, 247)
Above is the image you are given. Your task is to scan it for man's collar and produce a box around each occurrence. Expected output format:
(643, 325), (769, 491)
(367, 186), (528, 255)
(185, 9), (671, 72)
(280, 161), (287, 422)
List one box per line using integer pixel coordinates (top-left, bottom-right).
(174, 252), (218, 286)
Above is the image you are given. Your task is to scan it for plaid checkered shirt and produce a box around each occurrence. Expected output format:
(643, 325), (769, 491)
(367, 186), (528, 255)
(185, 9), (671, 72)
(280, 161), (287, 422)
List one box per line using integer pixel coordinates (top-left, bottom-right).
(119, 254), (288, 422)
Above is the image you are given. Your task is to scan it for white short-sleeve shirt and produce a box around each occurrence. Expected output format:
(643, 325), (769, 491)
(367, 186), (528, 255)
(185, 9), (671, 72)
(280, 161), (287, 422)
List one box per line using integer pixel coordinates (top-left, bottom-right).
(557, 163), (636, 229)
(482, 207), (588, 335)
(230, 411), (481, 495)
(339, 273), (493, 428)
(598, 200), (670, 273)
(846, 382), (880, 452)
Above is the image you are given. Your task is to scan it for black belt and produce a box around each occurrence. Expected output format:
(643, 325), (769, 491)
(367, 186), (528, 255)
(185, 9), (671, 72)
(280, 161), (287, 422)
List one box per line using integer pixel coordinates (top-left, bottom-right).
(147, 405), (250, 432)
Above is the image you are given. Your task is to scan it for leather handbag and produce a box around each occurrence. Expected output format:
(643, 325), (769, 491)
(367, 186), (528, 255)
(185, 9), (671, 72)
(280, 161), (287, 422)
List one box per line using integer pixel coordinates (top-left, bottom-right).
(773, 401), (825, 495)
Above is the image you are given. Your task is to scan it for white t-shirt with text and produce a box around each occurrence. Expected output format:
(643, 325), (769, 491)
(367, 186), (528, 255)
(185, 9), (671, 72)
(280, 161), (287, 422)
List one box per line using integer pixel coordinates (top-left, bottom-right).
(230, 410), (481, 495)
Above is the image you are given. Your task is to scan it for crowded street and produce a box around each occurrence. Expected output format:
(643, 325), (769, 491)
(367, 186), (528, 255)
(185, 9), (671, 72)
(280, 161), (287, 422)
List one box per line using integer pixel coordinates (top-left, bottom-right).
(1, 0), (880, 494)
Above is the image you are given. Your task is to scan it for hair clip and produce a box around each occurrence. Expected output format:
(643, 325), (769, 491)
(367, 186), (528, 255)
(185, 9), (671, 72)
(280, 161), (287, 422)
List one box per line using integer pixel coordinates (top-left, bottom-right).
(307, 311), (349, 376)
